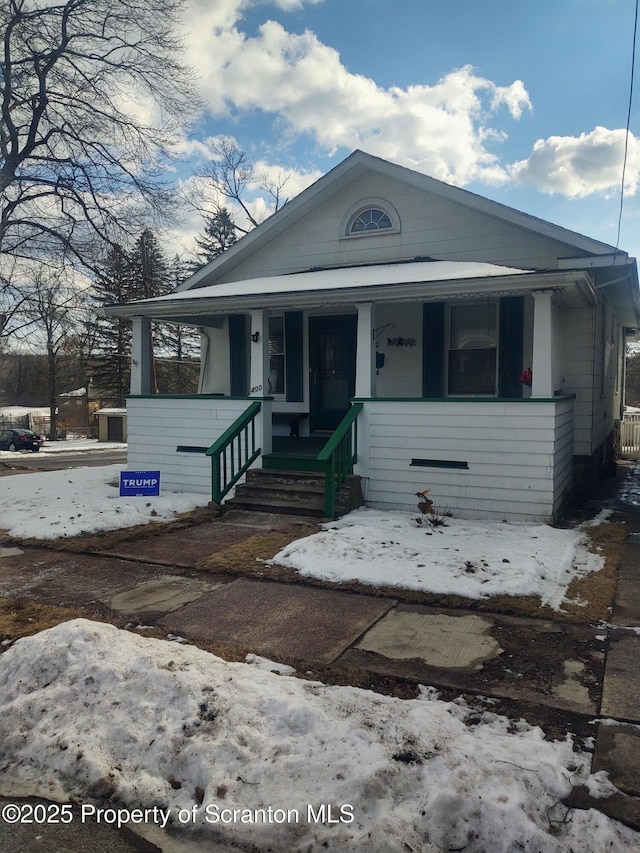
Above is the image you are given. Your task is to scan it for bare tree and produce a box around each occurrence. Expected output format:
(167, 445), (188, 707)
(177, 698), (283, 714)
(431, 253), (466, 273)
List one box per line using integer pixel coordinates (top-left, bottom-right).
(194, 137), (290, 236)
(0, 0), (198, 269)
(16, 266), (87, 438)
(0, 261), (26, 345)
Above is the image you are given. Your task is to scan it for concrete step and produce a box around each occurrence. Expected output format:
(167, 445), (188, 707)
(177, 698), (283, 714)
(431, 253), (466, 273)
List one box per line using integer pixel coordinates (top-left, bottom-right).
(246, 468), (326, 488)
(228, 496), (327, 517)
(234, 482), (325, 504)
(227, 470), (363, 519)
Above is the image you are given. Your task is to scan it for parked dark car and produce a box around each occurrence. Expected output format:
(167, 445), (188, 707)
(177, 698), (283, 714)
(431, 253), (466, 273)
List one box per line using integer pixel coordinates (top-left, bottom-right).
(0, 428), (43, 452)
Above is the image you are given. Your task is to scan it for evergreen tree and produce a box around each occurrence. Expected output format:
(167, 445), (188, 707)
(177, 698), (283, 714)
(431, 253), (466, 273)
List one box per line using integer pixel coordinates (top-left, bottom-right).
(134, 229), (171, 393)
(131, 229), (171, 299)
(91, 232), (202, 401)
(90, 244), (136, 406)
(194, 208), (238, 265)
(156, 255), (200, 394)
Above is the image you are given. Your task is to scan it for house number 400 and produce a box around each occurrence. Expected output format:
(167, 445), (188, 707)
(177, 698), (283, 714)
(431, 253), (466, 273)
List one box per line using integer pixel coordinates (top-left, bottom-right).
(250, 384), (262, 393)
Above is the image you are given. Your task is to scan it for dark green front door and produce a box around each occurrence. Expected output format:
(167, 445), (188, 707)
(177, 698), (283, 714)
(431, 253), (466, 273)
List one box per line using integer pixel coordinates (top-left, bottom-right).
(309, 315), (357, 432)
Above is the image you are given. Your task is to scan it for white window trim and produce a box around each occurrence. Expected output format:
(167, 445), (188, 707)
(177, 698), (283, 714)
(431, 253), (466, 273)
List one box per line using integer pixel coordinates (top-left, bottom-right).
(445, 300), (500, 398)
(340, 197), (400, 239)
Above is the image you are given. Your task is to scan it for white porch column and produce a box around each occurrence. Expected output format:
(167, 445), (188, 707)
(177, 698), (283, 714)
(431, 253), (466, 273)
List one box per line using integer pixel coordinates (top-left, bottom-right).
(531, 290), (555, 398)
(355, 302), (376, 398)
(249, 310), (272, 456)
(249, 310), (269, 396)
(130, 316), (152, 395)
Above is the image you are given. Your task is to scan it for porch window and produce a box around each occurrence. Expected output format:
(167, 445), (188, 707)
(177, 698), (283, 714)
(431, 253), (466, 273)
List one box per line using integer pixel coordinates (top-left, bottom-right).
(268, 316), (285, 396)
(447, 302), (498, 395)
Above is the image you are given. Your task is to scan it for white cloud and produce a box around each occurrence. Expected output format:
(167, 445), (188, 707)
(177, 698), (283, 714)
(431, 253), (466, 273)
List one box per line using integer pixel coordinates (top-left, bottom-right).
(182, 6), (531, 185)
(270, 0), (325, 9)
(491, 80), (532, 120)
(180, 1), (635, 206)
(509, 126), (640, 198)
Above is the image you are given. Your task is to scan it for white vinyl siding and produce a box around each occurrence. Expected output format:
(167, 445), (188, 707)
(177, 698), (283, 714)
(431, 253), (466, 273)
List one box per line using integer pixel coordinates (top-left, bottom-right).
(127, 397), (262, 494)
(561, 306), (597, 456)
(355, 398), (574, 522)
(374, 303), (423, 398)
(218, 172), (580, 283)
(198, 324), (230, 395)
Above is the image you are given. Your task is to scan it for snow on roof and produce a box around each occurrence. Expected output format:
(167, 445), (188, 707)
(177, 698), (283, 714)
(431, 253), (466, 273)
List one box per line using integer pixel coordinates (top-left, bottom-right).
(134, 260), (531, 306)
(60, 387), (87, 397)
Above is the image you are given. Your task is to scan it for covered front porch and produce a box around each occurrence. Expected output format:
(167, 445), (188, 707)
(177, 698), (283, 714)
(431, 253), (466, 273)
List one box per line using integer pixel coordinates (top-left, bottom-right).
(118, 261), (585, 522)
(125, 391), (573, 522)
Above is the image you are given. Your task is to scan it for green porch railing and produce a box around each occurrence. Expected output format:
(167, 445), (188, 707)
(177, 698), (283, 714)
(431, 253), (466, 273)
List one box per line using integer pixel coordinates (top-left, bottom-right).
(207, 401), (262, 503)
(316, 402), (363, 519)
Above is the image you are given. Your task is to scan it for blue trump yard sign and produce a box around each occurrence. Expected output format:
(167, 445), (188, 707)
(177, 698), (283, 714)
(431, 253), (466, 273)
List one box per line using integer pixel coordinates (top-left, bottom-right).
(120, 471), (161, 497)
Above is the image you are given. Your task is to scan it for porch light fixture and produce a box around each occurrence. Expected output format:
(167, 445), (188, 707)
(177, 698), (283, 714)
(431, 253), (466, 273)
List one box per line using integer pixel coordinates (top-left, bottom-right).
(251, 331), (260, 342)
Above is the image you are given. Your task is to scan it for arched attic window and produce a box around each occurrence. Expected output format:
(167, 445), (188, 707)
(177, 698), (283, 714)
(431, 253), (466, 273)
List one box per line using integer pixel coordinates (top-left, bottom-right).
(341, 199), (400, 238)
(350, 208), (392, 232)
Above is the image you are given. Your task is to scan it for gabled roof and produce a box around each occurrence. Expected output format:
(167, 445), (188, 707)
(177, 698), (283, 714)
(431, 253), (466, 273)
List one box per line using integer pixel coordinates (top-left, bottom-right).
(180, 149), (627, 292)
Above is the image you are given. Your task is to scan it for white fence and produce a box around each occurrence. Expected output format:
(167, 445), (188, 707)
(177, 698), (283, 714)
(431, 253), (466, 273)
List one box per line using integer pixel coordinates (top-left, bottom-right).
(621, 413), (640, 455)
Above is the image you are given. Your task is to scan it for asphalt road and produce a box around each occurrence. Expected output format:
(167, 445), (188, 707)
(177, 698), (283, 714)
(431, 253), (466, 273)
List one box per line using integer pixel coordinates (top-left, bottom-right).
(0, 795), (159, 853)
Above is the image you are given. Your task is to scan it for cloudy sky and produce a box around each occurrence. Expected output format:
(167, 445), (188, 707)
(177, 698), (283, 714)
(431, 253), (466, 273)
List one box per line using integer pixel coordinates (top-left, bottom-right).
(173, 0), (640, 260)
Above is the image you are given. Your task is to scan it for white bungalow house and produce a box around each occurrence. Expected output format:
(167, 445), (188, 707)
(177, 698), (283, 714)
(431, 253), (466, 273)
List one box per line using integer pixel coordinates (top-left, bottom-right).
(105, 150), (640, 522)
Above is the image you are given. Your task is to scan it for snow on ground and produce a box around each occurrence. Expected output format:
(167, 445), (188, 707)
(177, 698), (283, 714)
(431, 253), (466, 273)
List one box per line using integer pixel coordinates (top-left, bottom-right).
(0, 437), (126, 457)
(0, 619), (637, 853)
(0, 463), (209, 539)
(0, 459), (608, 607)
(271, 508), (605, 610)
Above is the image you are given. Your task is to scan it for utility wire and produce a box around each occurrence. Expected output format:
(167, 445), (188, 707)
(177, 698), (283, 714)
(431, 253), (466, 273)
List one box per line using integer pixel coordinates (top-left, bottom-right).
(616, 0), (639, 249)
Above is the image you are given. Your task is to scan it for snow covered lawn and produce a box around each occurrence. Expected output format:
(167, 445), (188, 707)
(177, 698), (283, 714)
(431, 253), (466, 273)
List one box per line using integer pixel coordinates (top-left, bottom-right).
(272, 508), (606, 611)
(0, 464), (610, 609)
(0, 464), (208, 540)
(0, 619), (636, 852)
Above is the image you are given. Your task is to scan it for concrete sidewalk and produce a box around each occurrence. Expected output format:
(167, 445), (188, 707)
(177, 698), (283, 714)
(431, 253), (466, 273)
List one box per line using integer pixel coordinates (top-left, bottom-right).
(1, 472), (640, 842)
(569, 503), (640, 828)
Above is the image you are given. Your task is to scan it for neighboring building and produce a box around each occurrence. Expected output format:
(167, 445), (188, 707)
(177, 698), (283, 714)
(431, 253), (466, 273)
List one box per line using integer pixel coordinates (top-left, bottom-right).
(104, 151), (640, 522)
(58, 387), (89, 431)
(94, 408), (127, 442)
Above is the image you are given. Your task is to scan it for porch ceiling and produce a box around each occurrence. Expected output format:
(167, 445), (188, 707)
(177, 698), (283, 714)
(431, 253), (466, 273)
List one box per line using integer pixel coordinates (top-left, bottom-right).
(104, 260), (593, 321)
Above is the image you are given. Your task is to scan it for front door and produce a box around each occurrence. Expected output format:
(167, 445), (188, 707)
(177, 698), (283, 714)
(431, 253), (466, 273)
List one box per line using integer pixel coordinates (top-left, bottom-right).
(309, 315), (357, 432)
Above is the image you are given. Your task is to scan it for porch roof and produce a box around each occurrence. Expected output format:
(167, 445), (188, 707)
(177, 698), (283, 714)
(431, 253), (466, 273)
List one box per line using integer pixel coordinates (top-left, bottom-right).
(105, 260), (594, 321)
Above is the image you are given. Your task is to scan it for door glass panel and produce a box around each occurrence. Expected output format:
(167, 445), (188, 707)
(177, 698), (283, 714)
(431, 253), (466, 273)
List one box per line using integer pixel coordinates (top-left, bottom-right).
(319, 330), (349, 410)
